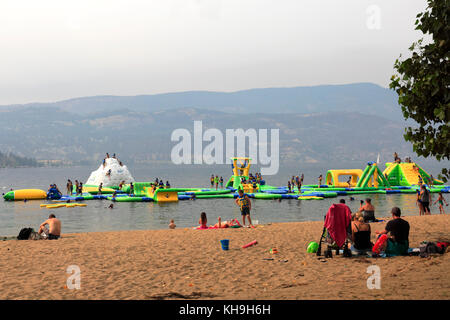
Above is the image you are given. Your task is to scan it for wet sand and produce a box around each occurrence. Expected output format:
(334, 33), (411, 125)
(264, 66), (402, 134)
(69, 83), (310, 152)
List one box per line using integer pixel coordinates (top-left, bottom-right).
(0, 214), (449, 300)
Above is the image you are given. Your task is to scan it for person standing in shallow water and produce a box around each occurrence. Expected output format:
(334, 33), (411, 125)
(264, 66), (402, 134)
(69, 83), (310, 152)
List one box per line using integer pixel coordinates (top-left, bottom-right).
(235, 189), (253, 227)
(420, 185), (431, 215)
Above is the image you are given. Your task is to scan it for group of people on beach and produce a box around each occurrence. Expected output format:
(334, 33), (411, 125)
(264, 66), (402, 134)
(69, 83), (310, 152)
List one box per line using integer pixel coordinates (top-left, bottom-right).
(346, 200), (410, 257)
(170, 189), (253, 230)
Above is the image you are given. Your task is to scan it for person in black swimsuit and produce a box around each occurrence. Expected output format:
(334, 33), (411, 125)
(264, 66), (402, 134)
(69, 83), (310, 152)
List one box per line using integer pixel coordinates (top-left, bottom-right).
(350, 212), (372, 254)
(358, 198), (377, 222)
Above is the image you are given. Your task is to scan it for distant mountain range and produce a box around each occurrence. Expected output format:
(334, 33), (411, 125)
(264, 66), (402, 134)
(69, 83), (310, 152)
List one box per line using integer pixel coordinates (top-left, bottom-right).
(1, 82), (432, 168)
(2, 82), (403, 119)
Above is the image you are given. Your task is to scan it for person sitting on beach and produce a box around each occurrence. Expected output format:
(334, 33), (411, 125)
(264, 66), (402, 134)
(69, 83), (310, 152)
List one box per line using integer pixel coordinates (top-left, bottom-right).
(374, 207), (410, 256)
(358, 198), (377, 222)
(349, 212), (373, 255)
(169, 219), (176, 229)
(198, 212), (208, 229)
(38, 214), (61, 240)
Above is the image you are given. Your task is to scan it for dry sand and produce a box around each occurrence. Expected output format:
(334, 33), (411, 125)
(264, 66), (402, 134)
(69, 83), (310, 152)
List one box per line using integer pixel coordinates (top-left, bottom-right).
(0, 214), (449, 300)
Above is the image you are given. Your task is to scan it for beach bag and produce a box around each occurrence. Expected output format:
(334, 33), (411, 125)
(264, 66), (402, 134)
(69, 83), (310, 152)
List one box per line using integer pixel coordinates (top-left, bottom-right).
(372, 234), (388, 255)
(17, 227), (34, 240)
(419, 242), (441, 258)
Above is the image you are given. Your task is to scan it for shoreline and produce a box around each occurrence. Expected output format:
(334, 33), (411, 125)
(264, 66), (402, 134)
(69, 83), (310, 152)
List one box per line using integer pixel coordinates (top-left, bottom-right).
(0, 214), (449, 299)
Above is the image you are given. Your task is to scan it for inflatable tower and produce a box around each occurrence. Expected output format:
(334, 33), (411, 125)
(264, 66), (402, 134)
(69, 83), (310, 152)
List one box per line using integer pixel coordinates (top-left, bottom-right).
(225, 157), (252, 190)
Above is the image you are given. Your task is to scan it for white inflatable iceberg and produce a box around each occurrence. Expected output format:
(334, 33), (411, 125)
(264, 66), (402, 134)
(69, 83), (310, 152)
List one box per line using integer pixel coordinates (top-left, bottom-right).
(86, 157), (135, 187)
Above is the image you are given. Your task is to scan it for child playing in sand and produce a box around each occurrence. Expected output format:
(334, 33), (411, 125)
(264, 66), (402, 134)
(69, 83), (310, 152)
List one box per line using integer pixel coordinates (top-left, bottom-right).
(433, 192), (448, 214)
(169, 219), (176, 229)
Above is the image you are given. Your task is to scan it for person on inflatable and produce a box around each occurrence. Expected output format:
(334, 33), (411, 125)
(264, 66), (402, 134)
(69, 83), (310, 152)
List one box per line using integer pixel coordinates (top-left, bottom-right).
(47, 184), (62, 200)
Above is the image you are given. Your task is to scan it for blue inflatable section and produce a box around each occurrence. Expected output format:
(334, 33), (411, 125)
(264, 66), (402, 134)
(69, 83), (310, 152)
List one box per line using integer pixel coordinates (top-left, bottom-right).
(46, 188), (62, 200)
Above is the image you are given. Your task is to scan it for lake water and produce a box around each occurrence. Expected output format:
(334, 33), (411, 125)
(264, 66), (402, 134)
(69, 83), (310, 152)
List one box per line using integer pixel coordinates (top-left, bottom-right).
(0, 163), (441, 237)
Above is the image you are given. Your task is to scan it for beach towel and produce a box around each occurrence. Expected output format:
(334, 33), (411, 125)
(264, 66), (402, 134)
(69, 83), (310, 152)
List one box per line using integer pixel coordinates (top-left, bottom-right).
(324, 203), (352, 247)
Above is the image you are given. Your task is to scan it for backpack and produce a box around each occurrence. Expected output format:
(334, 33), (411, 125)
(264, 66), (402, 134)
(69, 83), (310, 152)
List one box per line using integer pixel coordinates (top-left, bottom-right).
(17, 227), (34, 240)
(419, 241), (443, 258)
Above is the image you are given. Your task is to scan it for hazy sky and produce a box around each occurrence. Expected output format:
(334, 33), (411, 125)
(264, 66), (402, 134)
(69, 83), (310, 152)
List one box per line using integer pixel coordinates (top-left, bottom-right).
(0, 0), (428, 104)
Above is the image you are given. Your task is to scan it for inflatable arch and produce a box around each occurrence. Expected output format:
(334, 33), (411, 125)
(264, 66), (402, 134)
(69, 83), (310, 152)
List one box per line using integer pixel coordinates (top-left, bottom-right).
(325, 169), (363, 187)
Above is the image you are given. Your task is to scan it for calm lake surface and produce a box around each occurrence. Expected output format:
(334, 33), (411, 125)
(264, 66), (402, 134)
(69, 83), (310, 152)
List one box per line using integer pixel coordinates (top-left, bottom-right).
(0, 163), (444, 236)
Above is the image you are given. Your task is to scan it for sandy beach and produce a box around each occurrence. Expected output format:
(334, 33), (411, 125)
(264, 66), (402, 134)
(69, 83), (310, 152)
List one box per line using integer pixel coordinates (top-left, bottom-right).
(0, 214), (449, 300)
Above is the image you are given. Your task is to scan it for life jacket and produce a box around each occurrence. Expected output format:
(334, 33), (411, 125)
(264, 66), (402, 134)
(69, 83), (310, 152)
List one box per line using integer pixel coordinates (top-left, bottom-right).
(238, 195), (250, 209)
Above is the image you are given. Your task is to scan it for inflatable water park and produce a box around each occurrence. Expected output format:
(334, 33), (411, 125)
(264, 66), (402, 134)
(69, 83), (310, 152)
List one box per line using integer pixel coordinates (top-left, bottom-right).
(3, 157), (450, 205)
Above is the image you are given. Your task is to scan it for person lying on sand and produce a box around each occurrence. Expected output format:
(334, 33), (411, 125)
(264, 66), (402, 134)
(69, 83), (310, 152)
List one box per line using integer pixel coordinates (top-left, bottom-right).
(213, 217), (231, 228)
(38, 214), (61, 240)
